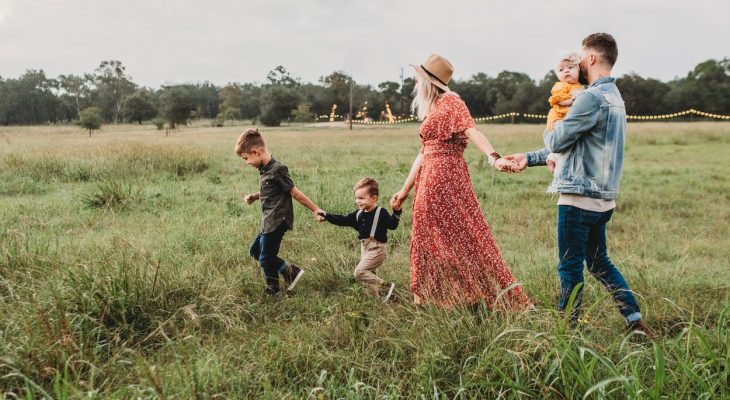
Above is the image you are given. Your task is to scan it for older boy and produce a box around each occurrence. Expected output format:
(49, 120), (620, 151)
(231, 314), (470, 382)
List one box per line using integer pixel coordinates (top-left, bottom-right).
(236, 128), (325, 295)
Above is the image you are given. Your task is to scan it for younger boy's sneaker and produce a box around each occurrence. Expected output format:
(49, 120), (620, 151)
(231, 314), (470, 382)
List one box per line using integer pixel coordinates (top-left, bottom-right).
(382, 282), (396, 303)
(283, 264), (304, 291)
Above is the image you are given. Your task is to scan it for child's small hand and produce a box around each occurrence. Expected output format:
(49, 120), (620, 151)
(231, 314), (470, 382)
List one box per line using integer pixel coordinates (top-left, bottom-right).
(243, 193), (258, 205)
(314, 209), (327, 222)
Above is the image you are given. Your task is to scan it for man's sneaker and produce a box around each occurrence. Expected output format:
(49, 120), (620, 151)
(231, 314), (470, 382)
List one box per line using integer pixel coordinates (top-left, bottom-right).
(382, 282), (395, 303)
(283, 264), (304, 291)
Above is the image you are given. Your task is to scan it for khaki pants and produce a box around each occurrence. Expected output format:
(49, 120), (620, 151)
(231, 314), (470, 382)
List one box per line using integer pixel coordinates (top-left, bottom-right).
(354, 239), (387, 297)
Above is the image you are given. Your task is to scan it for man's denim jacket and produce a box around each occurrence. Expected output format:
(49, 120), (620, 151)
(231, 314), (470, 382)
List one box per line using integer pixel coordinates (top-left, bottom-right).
(527, 77), (626, 200)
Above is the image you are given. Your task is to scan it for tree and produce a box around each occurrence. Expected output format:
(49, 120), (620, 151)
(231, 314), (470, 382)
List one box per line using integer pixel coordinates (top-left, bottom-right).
(488, 71), (538, 116)
(319, 71), (352, 112)
(0, 69), (60, 125)
(450, 73), (495, 117)
(267, 66), (299, 87)
(378, 81), (402, 115)
(617, 73), (670, 116)
(300, 83), (330, 118)
(159, 85), (197, 128)
(218, 84), (243, 121)
(79, 107), (103, 136)
(190, 82), (220, 119)
(291, 102), (314, 122)
(401, 77), (416, 115)
(239, 83), (262, 120)
(259, 67), (302, 126)
(58, 74), (93, 120)
(525, 71), (557, 115)
(122, 90), (158, 123)
(259, 85), (301, 126)
(93, 60), (136, 123)
(664, 59), (730, 114)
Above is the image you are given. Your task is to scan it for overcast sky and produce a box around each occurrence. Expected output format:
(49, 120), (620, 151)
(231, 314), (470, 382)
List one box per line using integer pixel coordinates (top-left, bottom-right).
(1, 0), (729, 88)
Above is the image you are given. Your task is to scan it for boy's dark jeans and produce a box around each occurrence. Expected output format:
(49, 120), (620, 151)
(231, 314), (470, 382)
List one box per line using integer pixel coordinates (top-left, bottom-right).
(557, 205), (642, 324)
(249, 223), (289, 294)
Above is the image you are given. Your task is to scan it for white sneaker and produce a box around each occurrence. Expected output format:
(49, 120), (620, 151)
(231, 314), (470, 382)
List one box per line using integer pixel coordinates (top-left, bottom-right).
(284, 264), (304, 291)
(382, 283), (395, 303)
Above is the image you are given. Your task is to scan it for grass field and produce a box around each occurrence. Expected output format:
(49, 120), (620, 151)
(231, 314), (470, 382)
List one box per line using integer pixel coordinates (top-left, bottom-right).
(1, 121), (728, 399)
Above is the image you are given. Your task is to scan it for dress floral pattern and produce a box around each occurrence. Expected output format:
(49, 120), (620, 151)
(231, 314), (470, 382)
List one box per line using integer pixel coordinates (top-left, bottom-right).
(410, 92), (531, 309)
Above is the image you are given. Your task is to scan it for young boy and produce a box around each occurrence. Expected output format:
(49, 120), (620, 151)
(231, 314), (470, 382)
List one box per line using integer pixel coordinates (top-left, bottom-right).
(236, 128), (325, 295)
(317, 178), (401, 302)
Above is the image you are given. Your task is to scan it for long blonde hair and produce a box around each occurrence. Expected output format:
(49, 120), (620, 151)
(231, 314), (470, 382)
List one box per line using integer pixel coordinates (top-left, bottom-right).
(411, 74), (447, 120)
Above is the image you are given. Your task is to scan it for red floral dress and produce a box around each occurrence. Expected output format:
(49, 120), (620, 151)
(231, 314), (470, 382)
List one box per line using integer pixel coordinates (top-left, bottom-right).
(410, 92), (531, 309)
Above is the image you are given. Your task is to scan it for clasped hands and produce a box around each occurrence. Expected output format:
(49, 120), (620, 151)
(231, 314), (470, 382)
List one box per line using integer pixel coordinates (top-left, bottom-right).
(495, 153), (528, 173)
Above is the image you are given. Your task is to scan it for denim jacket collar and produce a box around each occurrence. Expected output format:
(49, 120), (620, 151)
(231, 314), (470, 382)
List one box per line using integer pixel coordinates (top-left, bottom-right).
(590, 76), (615, 88)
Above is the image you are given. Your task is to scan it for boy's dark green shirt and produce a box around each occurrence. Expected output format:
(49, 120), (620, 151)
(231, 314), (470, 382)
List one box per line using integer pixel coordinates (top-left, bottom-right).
(258, 158), (294, 234)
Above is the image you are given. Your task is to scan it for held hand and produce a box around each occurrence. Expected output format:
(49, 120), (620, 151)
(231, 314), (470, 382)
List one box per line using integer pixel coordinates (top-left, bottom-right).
(390, 190), (409, 210)
(547, 159), (556, 173)
(494, 158), (521, 173)
(243, 193), (258, 205)
(314, 209), (327, 222)
(503, 153), (528, 172)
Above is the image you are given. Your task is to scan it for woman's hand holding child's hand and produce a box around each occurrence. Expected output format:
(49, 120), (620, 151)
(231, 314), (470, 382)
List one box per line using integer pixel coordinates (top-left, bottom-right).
(390, 190), (408, 210)
(494, 158), (521, 173)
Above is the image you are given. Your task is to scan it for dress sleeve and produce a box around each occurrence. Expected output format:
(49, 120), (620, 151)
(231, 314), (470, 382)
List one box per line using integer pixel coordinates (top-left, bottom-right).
(441, 94), (474, 140)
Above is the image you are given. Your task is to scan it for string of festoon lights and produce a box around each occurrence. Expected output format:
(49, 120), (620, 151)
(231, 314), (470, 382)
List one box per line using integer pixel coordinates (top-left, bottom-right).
(626, 109), (730, 120)
(345, 108), (730, 124)
(316, 108), (730, 124)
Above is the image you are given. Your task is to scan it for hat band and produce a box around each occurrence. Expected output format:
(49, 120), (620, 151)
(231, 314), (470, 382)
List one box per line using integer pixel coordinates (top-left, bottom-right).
(421, 65), (448, 87)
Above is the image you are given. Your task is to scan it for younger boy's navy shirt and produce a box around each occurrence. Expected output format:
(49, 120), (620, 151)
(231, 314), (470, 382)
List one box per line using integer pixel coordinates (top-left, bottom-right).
(258, 157), (294, 234)
(324, 207), (401, 243)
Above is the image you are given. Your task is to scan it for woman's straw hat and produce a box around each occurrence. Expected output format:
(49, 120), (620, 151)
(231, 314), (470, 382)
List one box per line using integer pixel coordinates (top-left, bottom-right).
(411, 53), (453, 92)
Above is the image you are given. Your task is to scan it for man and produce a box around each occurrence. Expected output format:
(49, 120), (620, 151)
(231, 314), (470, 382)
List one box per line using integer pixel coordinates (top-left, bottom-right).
(506, 33), (653, 336)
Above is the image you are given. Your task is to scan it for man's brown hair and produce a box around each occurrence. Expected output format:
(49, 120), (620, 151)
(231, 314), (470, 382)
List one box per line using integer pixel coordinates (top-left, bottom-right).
(582, 33), (618, 67)
(235, 128), (266, 155)
(353, 177), (379, 197)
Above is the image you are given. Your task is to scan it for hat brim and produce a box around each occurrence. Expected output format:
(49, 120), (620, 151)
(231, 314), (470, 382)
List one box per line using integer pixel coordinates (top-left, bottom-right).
(410, 64), (450, 92)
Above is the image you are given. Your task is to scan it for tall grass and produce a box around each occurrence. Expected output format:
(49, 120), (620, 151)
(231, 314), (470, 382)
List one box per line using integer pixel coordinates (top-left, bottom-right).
(0, 122), (728, 398)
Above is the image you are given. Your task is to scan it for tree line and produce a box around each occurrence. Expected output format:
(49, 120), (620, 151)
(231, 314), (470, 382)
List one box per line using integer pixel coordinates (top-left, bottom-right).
(0, 58), (728, 128)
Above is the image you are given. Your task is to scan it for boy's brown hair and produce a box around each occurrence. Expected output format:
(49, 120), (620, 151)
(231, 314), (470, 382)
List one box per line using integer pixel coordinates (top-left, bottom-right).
(353, 177), (379, 197)
(235, 128), (266, 156)
(582, 33), (618, 67)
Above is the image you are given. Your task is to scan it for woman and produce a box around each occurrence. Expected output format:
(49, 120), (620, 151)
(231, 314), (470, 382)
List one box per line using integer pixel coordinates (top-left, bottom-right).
(390, 54), (531, 309)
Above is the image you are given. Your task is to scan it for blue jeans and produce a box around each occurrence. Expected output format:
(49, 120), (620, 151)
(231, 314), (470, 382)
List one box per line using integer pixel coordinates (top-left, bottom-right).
(557, 205), (641, 324)
(249, 223), (289, 294)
